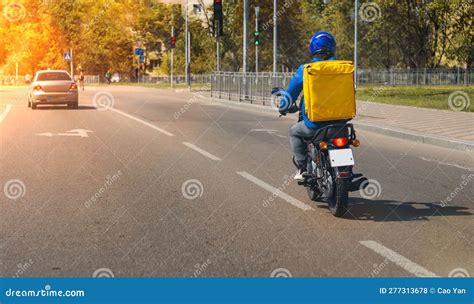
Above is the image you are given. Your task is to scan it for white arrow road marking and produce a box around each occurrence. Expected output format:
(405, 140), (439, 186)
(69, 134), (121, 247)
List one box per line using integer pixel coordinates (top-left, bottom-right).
(182, 142), (222, 161)
(0, 104), (12, 124)
(250, 129), (287, 138)
(360, 240), (439, 277)
(236, 171), (314, 211)
(37, 129), (93, 138)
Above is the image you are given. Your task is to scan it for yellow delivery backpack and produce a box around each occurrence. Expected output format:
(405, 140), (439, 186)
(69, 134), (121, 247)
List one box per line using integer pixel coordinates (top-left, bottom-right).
(303, 60), (356, 122)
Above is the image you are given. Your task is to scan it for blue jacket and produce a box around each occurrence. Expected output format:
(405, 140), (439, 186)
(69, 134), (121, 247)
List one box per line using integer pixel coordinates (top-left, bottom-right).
(279, 56), (337, 129)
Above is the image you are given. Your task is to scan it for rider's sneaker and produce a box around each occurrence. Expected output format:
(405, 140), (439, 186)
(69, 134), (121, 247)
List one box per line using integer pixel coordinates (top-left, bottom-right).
(294, 169), (307, 181)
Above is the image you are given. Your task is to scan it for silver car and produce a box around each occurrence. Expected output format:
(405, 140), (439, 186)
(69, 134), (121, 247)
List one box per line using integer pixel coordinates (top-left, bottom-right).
(28, 70), (79, 109)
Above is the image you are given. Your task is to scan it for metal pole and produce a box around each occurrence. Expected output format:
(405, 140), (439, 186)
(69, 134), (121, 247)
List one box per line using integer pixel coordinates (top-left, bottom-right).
(187, 31), (191, 86)
(243, 0), (249, 73)
(273, 0), (277, 74)
(70, 48), (74, 78)
(354, 0), (358, 87)
(171, 25), (174, 88)
(185, 0), (189, 84)
(255, 7), (260, 74)
(216, 35), (220, 72)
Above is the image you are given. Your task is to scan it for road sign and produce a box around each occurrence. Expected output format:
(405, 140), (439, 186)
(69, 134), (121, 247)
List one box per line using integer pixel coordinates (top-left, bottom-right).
(134, 48), (144, 56)
(64, 52), (72, 61)
(37, 129), (93, 138)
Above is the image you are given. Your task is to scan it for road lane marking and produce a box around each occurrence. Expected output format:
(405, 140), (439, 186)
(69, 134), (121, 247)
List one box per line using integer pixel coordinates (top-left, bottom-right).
(182, 142), (222, 161)
(107, 107), (174, 137)
(0, 104), (12, 123)
(236, 171), (314, 211)
(419, 156), (474, 172)
(359, 240), (439, 277)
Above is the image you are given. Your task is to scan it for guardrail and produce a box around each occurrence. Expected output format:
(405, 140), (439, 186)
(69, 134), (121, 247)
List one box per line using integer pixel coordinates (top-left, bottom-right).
(210, 69), (473, 105)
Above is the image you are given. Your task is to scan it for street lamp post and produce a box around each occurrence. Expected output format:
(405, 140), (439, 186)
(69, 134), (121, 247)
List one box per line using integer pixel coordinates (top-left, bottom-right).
(273, 0), (277, 74)
(243, 0), (249, 72)
(255, 6), (260, 74)
(185, 0), (189, 84)
(354, 0), (358, 87)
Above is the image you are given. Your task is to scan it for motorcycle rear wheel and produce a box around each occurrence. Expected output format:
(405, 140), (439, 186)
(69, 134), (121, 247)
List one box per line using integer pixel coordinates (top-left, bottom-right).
(329, 179), (349, 217)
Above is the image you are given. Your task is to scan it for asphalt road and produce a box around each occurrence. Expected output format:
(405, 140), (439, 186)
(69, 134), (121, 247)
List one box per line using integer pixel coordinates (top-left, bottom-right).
(0, 85), (472, 278)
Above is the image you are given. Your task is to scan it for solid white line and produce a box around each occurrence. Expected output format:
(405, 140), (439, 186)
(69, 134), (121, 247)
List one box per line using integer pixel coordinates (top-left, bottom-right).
(360, 240), (439, 277)
(182, 142), (222, 161)
(236, 171), (314, 211)
(0, 104), (12, 124)
(107, 107), (174, 137)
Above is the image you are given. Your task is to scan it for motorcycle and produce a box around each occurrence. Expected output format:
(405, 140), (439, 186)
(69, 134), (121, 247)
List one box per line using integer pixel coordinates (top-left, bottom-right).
(272, 87), (367, 217)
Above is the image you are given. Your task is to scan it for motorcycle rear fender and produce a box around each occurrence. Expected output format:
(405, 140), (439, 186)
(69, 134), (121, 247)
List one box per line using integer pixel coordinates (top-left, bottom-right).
(332, 166), (353, 179)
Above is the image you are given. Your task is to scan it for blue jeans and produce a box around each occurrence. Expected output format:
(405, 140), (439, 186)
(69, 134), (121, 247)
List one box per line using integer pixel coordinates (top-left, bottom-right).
(289, 121), (318, 164)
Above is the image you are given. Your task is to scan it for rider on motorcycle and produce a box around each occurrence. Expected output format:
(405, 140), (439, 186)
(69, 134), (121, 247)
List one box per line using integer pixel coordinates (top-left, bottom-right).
(279, 31), (349, 181)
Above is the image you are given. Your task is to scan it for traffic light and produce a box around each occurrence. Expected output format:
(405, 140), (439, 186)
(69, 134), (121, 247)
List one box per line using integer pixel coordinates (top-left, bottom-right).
(254, 31), (260, 46)
(213, 0), (224, 37)
(171, 36), (176, 49)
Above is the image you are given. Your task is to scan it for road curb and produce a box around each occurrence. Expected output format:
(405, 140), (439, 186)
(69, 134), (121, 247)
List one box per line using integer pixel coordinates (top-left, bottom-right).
(200, 94), (474, 153)
(353, 121), (474, 152)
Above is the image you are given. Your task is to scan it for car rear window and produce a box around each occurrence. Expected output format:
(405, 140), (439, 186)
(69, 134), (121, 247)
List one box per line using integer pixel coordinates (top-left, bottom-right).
(36, 72), (72, 81)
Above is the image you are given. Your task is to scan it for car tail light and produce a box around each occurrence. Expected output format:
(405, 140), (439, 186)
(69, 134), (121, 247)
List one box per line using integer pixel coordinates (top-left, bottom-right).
(331, 137), (349, 148)
(33, 85), (42, 91)
(69, 83), (78, 91)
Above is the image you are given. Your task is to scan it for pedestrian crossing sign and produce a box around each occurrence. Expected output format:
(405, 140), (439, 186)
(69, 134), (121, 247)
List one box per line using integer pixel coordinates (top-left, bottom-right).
(64, 52), (72, 61)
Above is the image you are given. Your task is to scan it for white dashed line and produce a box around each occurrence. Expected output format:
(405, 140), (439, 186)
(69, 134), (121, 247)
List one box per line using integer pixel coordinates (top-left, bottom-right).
(0, 104), (12, 124)
(419, 156), (474, 172)
(182, 142), (222, 161)
(107, 107), (175, 137)
(236, 171), (314, 211)
(360, 240), (439, 277)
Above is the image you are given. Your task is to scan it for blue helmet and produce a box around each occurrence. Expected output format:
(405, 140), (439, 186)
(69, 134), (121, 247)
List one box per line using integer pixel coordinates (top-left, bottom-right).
(309, 31), (336, 58)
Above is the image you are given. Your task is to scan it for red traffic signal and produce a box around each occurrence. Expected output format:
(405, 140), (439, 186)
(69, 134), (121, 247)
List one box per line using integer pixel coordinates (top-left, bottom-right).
(171, 36), (176, 48)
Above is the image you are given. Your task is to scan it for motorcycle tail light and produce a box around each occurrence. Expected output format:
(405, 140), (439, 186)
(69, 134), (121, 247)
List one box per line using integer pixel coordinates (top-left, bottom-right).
(332, 137), (349, 148)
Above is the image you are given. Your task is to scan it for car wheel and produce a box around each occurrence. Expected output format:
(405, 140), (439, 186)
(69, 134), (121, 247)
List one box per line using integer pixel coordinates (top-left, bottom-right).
(73, 102), (79, 109)
(27, 99), (31, 107)
(31, 102), (37, 109)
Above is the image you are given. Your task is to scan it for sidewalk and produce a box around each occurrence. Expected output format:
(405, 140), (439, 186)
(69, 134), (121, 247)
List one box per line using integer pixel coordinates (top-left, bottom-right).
(354, 101), (474, 151)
